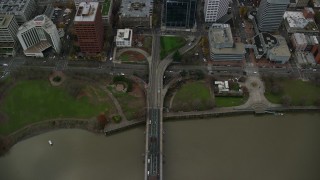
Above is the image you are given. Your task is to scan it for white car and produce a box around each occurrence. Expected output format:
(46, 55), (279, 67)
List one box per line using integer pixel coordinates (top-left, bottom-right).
(2, 63), (8, 66)
(109, 57), (113, 61)
(203, 58), (207, 62)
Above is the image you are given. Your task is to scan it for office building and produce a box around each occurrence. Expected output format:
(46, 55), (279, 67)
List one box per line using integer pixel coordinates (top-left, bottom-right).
(283, 11), (319, 35)
(17, 15), (61, 57)
(0, 0), (36, 25)
(208, 24), (245, 61)
(257, 0), (289, 32)
(253, 33), (291, 64)
(163, 0), (197, 29)
(119, 0), (153, 28)
(204, 0), (229, 23)
(116, 29), (132, 47)
(0, 15), (19, 56)
(74, 2), (104, 54)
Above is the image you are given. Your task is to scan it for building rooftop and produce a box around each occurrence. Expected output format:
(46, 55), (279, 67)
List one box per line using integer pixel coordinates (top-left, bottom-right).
(0, 14), (14, 28)
(209, 23), (234, 49)
(211, 42), (245, 54)
(304, 7), (315, 14)
(314, 0), (320, 7)
(268, 35), (291, 57)
(292, 33), (307, 44)
(0, 0), (30, 14)
(119, 0), (153, 18)
(116, 29), (132, 41)
(74, 2), (99, 22)
(267, 0), (290, 4)
(283, 11), (318, 31)
(18, 15), (55, 31)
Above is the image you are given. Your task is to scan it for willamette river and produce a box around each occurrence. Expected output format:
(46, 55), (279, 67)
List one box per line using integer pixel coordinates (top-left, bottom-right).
(0, 113), (320, 180)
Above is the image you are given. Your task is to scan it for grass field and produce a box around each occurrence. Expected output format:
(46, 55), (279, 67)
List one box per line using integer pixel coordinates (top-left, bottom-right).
(0, 80), (111, 135)
(265, 79), (320, 105)
(160, 36), (186, 59)
(214, 96), (247, 107)
(172, 81), (214, 111)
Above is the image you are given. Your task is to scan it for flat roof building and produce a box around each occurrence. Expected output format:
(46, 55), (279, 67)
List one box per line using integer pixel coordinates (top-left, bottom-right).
(0, 15), (19, 56)
(119, 0), (153, 28)
(163, 0), (197, 29)
(253, 33), (291, 64)
(291, 33), (307, 51)
(0, 0), (36, 25)
(74, 2), (104, 54)
(116, 29), (133, 47)
(17, 15), (61, 57)
(208, 23), (245, 61)
(283, 11), (319, 35)
(267, 35), (291, 64)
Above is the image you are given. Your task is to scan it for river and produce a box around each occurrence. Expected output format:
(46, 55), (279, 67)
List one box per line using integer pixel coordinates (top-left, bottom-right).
(0, 113), (320, 180)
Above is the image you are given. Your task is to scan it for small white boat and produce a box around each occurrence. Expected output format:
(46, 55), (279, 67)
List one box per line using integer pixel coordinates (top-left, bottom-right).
(48, 140), (53, 146)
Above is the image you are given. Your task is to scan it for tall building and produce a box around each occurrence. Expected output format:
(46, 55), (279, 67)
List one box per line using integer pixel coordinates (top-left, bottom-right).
(163, 0), (197, 29)
(0, 15), (19, 56)
(208, 24), (244, 61)
(204, 0), (229, 23)
(17, 15), (61, 57)
(0, 0), (36, 25)
(257, 0), (289, 32)
(74, 2), (104, 54)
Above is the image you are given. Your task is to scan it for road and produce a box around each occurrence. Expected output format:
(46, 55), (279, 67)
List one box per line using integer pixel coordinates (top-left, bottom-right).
(145, 30), (162, 180)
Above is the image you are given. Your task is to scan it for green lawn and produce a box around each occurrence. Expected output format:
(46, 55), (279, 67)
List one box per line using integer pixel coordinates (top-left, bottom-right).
(264, 79), (320, 105)
(172, 81), (214, 111)
(0, 80), (110, 135)
(214, 96), (247, 107)
(102, 0), (111, 16)
(119, 54), (129, 61)
(160, 36), (186, 59)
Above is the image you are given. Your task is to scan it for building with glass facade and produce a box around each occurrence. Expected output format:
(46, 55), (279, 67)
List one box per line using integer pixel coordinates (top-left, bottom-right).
(163, 0), (197, 29)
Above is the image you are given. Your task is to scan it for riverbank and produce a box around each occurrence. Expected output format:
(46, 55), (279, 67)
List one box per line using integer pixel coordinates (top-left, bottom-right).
(0, 118), (99, 156)
(1, 107), (319, 156)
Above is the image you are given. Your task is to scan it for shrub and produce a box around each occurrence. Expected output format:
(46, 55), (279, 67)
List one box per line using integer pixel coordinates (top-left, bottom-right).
(112, 115), (122, 123)
(53, 76), (62, 83)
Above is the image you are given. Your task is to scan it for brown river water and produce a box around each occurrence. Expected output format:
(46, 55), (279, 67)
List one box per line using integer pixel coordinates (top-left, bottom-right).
(0, 113), (319, 180)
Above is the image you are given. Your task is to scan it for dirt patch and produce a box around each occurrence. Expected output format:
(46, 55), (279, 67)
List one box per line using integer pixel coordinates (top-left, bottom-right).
(129, 82), (144, 98)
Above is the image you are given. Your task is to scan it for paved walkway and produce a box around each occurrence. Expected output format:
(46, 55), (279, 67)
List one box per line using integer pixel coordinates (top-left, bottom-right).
(100, 85), (128, 122)
(236, 76), (280, 112)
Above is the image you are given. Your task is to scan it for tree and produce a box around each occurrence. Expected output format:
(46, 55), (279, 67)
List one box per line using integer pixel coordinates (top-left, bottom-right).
(173, 50), (181, 62)
(96, 113), (107, 130)
(315, 12), (320, 24)
(239, 7), (248, 18)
